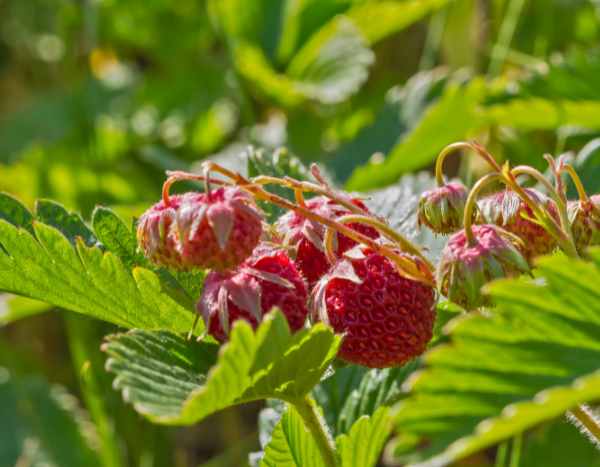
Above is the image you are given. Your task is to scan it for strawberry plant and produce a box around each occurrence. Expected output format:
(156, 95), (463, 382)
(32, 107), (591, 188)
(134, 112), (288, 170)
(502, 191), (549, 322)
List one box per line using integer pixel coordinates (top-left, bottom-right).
(0, 142), (599, 467)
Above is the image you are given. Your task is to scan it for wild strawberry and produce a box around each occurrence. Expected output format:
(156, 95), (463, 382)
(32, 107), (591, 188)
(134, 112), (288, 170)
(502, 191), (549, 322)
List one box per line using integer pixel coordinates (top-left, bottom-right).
(137, 194), (185, 269)
(198, 244), (308, 342)
(275, 195), (379, 286)
(418, 182), (470, 234)
(477, 188), (559, 262)
(176, 186), (263, 271)
(310, 245), (436, 368)
(437, 224), (529, 309)
(568, 194), (600, 254)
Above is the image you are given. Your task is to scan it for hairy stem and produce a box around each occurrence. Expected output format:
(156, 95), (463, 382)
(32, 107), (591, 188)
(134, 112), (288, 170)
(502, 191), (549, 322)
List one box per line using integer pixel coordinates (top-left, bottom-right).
(568, 404), (600, 446)
(329, 214), (434, 272)
(435, 141), (502, 187)
(561, 164), (590, 203)
(290, 396), (339, 467)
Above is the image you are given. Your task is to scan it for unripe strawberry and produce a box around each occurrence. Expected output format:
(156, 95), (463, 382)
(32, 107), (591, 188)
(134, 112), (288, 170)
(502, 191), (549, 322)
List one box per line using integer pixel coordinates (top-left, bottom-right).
(176, 186), (263, 271)
(198, 244), (308, 342)
(418, 182), (469, 234)
(310, 246), (436, 368)
(275, 195), (379, 286)
(437, 224), (529, 309)
(477, 188), (559, 262)
(568, 194), (600, 254)
(137, 195), (185, 269)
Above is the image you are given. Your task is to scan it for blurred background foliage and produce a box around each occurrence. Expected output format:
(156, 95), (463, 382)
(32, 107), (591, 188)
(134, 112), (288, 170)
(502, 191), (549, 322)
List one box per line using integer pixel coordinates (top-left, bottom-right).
(1, 0), (600, 466)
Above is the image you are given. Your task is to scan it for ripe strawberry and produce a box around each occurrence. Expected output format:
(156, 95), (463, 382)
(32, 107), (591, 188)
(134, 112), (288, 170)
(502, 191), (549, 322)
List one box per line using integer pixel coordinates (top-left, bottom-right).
(275, 195), (379, 286)
(437, 224), (529, 309)
(568, 194), (600, 254)
(198, 244), (308, 342)
(176, 186), (263, 271)
(477, 188), (559, 262)
(137, 194), (185, 269)
(310, 246), (435, 368)
(418, 182), (470, 234)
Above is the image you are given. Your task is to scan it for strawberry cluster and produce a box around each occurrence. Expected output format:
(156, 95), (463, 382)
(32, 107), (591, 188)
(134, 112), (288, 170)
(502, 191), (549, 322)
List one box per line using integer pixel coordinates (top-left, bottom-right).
(136, 143), (598, 367)
(137, 165), (437, 369)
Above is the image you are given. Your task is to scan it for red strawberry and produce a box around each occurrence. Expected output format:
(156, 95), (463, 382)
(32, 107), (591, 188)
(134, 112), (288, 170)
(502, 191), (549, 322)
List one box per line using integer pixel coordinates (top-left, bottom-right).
(137, 194), (186, 269)
(437, 224), (529, 309)
(418, 182), (470, 234)
(198, 244), (308, 342)
(176, 186), (263, 271)
(310, 246), (436, 368)
(477, 188), (559, 262)
(275, 195), (379, 286)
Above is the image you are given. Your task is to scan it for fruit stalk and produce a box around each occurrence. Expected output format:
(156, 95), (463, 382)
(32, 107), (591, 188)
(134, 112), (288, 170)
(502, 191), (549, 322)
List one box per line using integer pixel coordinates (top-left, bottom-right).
(435, 141), (502, 186)
(463, 172), (504, 244)
(163, 164), (434, 285)
(568, 404), (600, 446)
(290, 396), (340, 467)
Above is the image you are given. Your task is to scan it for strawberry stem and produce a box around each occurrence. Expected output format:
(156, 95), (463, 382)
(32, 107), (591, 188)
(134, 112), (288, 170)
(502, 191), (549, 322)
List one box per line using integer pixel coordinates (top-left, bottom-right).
(463, 172), (504, 244)
(330, 214), (435, 272)
(435, 141), (502, 187)
(568, 404), (600, 446)
(289, 396), (340, 467)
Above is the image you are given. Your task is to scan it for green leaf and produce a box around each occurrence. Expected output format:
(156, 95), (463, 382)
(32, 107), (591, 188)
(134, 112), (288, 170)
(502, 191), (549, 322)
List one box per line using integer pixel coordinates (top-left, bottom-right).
(260, 405), (325, 467)
(0, 375), (101, 467)
(286, 19), (374, 104)
(335, 0), (450, 46)
(0, 192), (34, 233)
(485, 98), (600, 130)
(336, 407), (393, 467)
(247, 147), (309, 222)
(103, 311), (341, 425)
(92, 206), (142, 268)
(0, 198), (195, 332)
(392, 250), (600, 466)
(347, 79), (486, 190)
(36, 199), (97, 246)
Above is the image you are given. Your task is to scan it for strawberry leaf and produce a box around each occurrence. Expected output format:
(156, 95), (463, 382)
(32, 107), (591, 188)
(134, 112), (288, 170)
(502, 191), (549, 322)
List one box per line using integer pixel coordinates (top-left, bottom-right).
(392, 249), (600, 466)
(103, 310), (341, 425)
(0, 196), (196, 332)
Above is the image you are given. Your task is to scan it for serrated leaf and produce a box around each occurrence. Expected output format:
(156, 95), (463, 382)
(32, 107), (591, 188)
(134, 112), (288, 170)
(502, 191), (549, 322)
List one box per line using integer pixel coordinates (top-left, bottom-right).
(36, 199), (97, 246)
(0, 192), (34, 233)
(260, 405), (325, 467)
(0, 199), (195, 332)
(337, 407), (393, 467)
(347, 79), (486, 190)
(0, 375), (101, 467)
(393, 250), (600, 466)
(92, 206), (142, 267)
(103, 311), (341, 425)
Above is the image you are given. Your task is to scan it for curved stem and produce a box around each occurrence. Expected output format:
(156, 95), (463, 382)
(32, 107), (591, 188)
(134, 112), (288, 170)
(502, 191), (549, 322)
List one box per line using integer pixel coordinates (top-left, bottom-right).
(289, 396), (339, 467)
(435, 141), (502, 186)
(463, 173), (504, 244)
(562, 164), (589, 202)
(162, 164), (434, 285)
(330, 214), (434, 272)
(162, 171), (230, 206)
